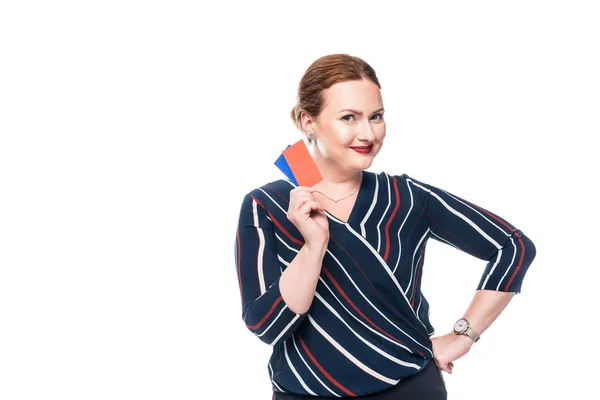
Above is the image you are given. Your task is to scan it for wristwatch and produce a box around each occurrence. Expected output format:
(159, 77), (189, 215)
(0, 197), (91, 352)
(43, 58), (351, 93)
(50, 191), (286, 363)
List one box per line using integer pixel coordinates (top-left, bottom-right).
(453, 317), (480, 342)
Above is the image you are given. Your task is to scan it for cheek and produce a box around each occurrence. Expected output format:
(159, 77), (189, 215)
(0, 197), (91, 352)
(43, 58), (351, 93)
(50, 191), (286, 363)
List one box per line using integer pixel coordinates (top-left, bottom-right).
(332, 128), (356, 147)
(376, 123), (386, 139)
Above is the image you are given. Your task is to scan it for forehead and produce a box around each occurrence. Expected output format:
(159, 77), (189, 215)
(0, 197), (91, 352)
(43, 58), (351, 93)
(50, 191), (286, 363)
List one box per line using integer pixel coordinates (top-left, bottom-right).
(321, 79), (382, 111)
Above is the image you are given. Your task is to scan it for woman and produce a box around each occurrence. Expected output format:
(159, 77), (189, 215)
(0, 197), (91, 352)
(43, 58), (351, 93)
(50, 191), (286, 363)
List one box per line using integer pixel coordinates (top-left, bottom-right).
(234, 54), (537, 399)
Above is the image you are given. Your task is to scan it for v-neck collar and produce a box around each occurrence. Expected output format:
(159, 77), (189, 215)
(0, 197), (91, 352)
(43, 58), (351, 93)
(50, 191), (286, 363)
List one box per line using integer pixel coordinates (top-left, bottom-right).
(324, 170), (372, 226)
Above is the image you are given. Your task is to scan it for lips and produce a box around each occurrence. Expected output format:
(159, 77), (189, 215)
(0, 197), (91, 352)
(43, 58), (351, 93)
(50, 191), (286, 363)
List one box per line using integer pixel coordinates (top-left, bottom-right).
(350, 144), (373, 154)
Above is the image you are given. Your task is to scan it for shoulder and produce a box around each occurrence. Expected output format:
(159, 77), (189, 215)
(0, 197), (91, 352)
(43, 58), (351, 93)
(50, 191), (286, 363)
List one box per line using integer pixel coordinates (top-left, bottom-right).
(365, 169), (403, 184)
(400, 173), (432, 192)
(376, 170), (434, 207)
(376, 170), (430, 190)
(240, 177), (295, 212)
(245, 177), (294, 199)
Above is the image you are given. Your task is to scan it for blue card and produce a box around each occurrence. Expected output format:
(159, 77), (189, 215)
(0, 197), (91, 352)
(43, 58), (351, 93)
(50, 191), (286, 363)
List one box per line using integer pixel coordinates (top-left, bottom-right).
(274, 145), (298, 185)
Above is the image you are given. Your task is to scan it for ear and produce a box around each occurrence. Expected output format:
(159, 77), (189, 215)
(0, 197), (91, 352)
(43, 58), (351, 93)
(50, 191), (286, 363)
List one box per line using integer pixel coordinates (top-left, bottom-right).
(300, 111), (317, 136)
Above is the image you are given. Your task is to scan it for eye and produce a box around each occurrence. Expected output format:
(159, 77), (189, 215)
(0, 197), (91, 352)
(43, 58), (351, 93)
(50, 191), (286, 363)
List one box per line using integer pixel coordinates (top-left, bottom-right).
(371, 113), (384, 121)
(341, 114), (355, 122)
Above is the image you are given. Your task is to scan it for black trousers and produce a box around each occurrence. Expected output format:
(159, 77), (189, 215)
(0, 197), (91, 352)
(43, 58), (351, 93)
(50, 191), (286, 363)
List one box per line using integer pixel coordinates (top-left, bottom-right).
(273, 359), (447, 400)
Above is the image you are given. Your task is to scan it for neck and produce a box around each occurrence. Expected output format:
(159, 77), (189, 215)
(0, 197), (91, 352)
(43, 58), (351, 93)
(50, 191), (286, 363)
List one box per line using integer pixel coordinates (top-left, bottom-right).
(311, 159), (362, 194)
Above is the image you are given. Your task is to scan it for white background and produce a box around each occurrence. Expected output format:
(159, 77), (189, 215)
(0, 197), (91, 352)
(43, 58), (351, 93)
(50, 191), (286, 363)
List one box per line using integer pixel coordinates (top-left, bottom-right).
(1, 1), (598, 399)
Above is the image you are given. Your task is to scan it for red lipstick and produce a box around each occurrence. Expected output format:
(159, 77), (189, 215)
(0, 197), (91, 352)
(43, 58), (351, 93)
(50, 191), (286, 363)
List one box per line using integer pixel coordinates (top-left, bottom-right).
(350, 145), (373, 154)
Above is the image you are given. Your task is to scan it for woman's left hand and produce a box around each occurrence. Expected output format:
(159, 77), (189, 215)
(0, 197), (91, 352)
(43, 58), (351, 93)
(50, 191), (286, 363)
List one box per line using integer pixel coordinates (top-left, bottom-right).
(431, 331), (474, 373)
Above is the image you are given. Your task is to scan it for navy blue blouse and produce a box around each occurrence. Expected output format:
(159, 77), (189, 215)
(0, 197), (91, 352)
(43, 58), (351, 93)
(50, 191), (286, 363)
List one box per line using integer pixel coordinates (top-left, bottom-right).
(234, 170), (536, 397)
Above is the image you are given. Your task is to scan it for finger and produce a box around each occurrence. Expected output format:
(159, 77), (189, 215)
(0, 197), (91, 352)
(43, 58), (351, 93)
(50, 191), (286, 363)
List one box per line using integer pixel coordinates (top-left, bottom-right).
(299, 190), (324, 207)
(289, 194), (313, 212)
(293, 186), (318, 194)
(311, 194), (324, 208)
(433, 358), (448, 373)
(300, 201), (323, 216)
(289, 199), (313, 220)
(293, 192), (319, 202)
(437, 360), (451, 373)
(299, 195), (325, 211)
(290, 191), (321, 210)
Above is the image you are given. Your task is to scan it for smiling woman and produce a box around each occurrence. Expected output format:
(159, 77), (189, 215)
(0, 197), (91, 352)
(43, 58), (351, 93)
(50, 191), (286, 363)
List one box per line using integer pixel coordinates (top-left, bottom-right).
(289, 58), (387, 226)
(233, 53), (536, 400)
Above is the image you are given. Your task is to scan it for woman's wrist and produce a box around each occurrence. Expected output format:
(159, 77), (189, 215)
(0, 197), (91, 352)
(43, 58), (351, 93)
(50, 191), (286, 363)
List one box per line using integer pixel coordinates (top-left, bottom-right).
(454, 331), (475, 348)
(304, 239), (328, 257)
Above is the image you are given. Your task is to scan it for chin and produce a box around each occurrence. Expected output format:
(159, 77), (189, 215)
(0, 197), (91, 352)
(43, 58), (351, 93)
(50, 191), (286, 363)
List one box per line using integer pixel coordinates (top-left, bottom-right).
(354, 158), (374, 169)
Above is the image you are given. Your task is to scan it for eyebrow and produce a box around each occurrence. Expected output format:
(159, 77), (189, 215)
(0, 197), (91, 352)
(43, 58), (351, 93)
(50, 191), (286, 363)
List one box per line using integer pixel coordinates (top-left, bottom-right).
(338, 107), (385, 115)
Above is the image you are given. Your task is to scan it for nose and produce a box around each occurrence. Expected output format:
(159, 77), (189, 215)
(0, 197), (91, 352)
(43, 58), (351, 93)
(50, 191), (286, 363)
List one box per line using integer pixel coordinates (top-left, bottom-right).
(358, 119), (376, 142)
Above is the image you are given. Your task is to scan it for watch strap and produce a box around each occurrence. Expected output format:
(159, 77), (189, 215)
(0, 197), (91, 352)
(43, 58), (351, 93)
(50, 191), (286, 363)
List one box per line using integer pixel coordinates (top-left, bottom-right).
(464, 326), (480, 342)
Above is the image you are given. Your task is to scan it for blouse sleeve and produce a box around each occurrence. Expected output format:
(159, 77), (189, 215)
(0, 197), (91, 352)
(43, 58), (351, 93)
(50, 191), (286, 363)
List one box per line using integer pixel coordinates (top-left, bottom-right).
(405, 174), (537, 294)
(233, 191), (307, 345)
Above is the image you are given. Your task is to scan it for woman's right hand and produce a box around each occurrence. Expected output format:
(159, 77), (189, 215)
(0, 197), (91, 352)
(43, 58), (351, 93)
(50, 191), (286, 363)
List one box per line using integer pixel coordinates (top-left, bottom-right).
(287, 186), (330, 247)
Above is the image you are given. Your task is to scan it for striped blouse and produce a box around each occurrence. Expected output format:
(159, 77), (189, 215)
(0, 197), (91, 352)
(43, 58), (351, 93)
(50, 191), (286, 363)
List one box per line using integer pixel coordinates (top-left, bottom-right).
(233, 170), (536, 397)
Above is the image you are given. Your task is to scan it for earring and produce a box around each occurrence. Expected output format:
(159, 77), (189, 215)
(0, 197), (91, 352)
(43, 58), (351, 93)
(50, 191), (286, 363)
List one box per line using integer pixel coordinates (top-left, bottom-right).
(308, 132), (316, 140)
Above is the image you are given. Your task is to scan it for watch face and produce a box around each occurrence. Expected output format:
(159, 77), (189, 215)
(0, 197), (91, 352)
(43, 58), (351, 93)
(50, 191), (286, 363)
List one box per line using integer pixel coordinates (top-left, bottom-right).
(454, 318), (467, 333)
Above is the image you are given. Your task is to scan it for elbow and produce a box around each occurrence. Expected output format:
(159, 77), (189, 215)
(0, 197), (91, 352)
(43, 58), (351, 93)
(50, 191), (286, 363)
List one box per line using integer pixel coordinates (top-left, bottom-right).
(242, 317), (287, 346)
(241, 303), (282, 346)
(480, 230), (537, 294)
(505, 232), (537, 293)
(241, 301), (305, 346)
(241, 308), (273, 345)
(505, 229), (536, 265)
(243, 321), (275, 346)
(519, 232), (537, 265)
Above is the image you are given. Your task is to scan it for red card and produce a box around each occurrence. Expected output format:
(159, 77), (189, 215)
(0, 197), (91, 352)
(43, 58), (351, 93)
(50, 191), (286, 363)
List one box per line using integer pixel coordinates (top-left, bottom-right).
(282, 139), (323, 187)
